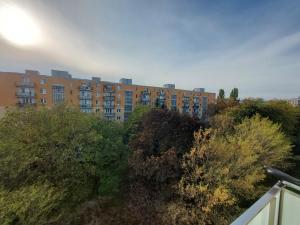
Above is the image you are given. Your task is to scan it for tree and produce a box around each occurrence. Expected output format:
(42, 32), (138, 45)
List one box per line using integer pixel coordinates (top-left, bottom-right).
(230, 88), (239, 101)
(129, 108), (202, 157)
(124, 108), (203, 225)
(207, 99), (239, 119)
(0, 184), (65, 225)
(0, 106), (99, 224)
(92, 120), (128, 196)
(124, 105), (151, 144)
(167, 114), (292, 225)
(218, 89), (225, 100)
(228, 99), (299, 142)
(128, 108), (203, 190)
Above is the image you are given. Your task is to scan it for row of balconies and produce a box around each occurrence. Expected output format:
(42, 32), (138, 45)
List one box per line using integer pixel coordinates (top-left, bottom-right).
(15, 82), (205, 103)
(14, 98), (201, 110)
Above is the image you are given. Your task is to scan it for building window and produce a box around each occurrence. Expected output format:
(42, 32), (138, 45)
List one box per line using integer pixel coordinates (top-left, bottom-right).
(40, 88), (47, 94)
(117, 108), (121, 112)
(124, 90), (133, 112)
(52, 85), (64, 104)
(117, 116), (121, 120)
(40, 79), (46, 85)
(117, 85), (121, 91)
(182, 96), (190, 113)
(40, 98), (47, 104)
(96, 92), (100, 97)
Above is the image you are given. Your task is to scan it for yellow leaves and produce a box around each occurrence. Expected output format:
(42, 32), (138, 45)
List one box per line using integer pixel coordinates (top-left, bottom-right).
(198, 184), (208, 193)
(202, 206), (211, 213)
(194, 166), (205, 178)
(221, 167), (229, 176)
(213, 186), (235, 206)
(200, 186), (235, 215)
(169, 111), (293, 225)
(190, 147), (197, 157)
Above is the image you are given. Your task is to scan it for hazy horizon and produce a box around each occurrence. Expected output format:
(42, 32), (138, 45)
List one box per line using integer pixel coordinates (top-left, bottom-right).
(0, 0), (299, 99)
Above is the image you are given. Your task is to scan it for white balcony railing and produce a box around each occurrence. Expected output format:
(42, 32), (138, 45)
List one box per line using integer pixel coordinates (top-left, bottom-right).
(231, 167), (300, 225)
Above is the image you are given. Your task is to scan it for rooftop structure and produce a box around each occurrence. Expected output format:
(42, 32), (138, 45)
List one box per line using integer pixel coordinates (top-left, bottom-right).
(51, 70), (72, 79)
(163, 84), (175, 89)
(119, 78), (132, 85)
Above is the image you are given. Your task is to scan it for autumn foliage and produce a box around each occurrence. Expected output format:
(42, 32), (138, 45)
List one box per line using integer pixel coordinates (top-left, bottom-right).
(0, 102), (297, 225)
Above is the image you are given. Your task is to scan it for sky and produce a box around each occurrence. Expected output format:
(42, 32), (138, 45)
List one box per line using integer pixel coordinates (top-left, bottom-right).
(0, 0), (299, 99)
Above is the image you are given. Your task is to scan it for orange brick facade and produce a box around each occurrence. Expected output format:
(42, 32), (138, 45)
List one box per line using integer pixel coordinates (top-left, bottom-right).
(0, 70), (216, 121)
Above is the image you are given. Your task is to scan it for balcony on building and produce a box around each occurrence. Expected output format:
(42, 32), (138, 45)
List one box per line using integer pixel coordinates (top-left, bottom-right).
(16, 98), (36, 106)
(79, 95), (92, 100)
(182, 97), (190, 109)
(79, 85), (92, 91)
(103, 85), (116, 101)
(103, 96), (115, 102)
(15, 81), (34, 88)
(80, 104), (93, 109)
(104, 84), (115, 92)
(16, 90), (35, 98)
(158, 91), (166, 102)
(140, 90), (150, 105)
(103, 103), (115, 108)
(79, 83), (93, 103)
(231, 167), (300, 225)
(193, 97), (200, 113)
(193, 104), (200, 116)
(103, 112), (115, 116)
(103, 92), (115, 97)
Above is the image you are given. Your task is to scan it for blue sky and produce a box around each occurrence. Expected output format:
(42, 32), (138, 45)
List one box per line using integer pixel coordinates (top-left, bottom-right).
(0, 0), (299, 98)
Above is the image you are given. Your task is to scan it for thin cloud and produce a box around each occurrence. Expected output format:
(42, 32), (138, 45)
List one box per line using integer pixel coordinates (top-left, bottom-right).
(0, 0), (299, 98)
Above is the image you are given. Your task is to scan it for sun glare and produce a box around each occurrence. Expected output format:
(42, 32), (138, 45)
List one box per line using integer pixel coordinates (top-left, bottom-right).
(0, 4), (42, 47)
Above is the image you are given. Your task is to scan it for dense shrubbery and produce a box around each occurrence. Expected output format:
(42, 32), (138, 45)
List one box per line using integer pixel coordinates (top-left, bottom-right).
(0, 100), (298, 225)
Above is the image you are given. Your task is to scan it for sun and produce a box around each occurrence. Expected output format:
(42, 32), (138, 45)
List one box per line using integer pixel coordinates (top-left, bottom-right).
(0, 4), (42, 47)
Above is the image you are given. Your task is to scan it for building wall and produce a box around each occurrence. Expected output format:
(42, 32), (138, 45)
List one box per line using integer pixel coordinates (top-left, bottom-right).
(0, 70), (216, 121)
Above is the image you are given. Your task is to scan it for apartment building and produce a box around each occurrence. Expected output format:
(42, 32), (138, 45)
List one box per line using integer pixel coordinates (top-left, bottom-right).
(0, 70), (216, 121)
